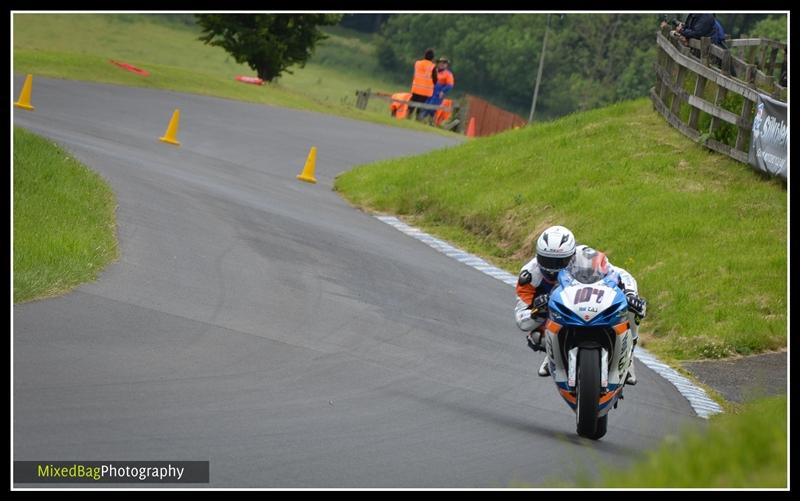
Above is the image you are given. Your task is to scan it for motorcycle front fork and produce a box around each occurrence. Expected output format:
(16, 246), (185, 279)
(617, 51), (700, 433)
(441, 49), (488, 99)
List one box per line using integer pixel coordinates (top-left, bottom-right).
(566, 347), (609, 389)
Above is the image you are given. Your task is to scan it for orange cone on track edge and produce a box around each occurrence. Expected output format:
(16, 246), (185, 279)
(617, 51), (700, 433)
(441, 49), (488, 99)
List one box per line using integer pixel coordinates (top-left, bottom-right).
(296, 146), (318, 184)
(466, 116), (476, 138)
(159, 109), (181, 146)
(14, 74), (35, 111)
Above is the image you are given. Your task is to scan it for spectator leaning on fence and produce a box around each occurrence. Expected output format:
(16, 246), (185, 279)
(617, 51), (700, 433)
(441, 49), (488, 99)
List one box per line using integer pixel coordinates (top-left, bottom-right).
(659, 14), (681, 31)
(409, 48), (438, 120)
(673, 14), (727, 49)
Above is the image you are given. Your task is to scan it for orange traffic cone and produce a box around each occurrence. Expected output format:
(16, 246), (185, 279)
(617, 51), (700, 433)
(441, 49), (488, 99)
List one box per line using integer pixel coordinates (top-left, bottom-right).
(296, 146), (318, 184)
(159, 109), (181, 146)
(466, 117), (476, 138)
(14, 74), (35, 111)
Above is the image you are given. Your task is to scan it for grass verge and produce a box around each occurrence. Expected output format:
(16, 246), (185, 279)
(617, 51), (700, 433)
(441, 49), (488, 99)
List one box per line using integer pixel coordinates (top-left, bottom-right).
(533, 395), (787, 488)
(13, 127), (118, 303)
(335, 98), (787, 361)
(590, 395), (787, 487)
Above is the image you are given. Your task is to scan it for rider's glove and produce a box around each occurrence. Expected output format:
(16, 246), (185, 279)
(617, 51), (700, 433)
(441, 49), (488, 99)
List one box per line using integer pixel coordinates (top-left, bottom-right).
(530, 293), (549, 318)
(626, 293), (647, 318)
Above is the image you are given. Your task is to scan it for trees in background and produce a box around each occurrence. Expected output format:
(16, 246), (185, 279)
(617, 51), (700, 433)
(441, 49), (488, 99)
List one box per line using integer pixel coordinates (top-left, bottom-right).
(749, 14), (787, 42)
(375, 14), (659, 119)
(339, 14), (391, 33)
(189, 13), (785, 118)
(195, 14), (342, 81)
(373, 13), (785, 120)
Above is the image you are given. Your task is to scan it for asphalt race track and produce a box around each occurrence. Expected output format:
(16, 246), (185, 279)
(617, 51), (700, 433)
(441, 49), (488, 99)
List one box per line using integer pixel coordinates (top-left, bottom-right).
(13, 76), (699, 487)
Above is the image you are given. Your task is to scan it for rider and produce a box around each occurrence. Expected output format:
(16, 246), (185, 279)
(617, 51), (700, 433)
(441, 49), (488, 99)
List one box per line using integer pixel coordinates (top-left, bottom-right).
(514, 226), (647, 384)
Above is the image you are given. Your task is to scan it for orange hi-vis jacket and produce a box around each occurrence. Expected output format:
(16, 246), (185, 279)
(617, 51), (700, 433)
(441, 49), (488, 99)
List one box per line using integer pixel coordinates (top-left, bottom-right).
(436, 69), (455, 87)
(411, 59), (436, 97)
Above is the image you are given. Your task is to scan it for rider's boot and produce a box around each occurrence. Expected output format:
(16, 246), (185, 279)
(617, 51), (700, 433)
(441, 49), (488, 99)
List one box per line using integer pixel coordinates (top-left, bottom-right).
(526, 327), (550, 377)
(626, 359), (637, 385)
(538, 356), (550, 377)
(626, 337), (638, 385)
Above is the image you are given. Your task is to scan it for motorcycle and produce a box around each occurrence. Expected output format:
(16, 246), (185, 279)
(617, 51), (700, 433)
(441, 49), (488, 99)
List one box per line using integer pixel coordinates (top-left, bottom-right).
(538, 266), (638, 440)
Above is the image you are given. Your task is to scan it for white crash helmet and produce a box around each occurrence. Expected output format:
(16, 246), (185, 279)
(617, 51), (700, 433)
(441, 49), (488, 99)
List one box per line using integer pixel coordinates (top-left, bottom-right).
(570, 245), (609, 283)
(536, 225), (576, 275)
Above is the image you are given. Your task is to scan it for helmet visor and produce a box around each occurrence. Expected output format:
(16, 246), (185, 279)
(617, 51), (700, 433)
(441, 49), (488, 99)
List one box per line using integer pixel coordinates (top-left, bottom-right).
(537, 254), (573, 272)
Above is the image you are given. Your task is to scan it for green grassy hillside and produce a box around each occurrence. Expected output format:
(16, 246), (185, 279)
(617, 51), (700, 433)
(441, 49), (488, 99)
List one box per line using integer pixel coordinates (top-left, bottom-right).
(335, 98), (787, 361)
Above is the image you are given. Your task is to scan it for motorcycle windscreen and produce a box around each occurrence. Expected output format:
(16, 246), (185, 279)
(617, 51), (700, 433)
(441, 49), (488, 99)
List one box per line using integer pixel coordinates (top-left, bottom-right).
(568, 246), (608, 284)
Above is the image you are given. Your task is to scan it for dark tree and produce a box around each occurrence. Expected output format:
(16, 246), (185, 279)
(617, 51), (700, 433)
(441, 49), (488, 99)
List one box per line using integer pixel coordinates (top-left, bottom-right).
(195, 14), (342, 81)
(340, 14), (391, 33)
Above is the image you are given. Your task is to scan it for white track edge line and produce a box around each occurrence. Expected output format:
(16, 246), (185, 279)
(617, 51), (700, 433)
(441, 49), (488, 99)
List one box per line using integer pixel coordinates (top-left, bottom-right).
(376, 215), (723, 419)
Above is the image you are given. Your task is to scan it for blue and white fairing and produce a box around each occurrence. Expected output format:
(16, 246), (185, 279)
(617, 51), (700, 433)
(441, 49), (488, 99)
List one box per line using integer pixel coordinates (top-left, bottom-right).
(548, 270), (629, 328)
(543, 269), (634, 415)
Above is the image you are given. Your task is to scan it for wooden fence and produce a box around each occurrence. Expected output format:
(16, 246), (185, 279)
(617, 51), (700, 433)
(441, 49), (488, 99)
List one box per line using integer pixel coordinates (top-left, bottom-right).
(651, 26), (787, 163)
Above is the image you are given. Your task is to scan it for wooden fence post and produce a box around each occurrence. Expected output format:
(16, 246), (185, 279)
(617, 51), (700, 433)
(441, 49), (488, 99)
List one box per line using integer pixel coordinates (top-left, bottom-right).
(688, 75), (707, 130)
(659, 55), (673, 104)
(700, 37), (711, 66)
(735, 97), (754, 153)
(745, 64), (757, 88)
(354, 89), (370, 110)
(766, 46), (779, 77)
(745, 40), (756, 64)
(654, 46), (666, 98)
(459, 101), (469, 134)
(708, 85), (728, 137)
(721, 50), (732, 76)
(670, 66), (688, 116)
(758, 42), (768, 71)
